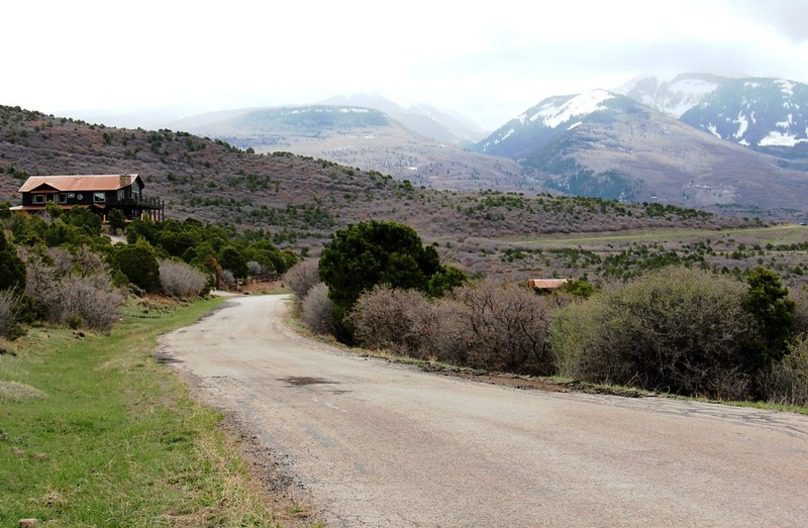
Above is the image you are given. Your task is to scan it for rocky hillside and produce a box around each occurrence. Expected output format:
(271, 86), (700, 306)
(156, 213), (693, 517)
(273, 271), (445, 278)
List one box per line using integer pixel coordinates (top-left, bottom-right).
(474, 90), (808, 214)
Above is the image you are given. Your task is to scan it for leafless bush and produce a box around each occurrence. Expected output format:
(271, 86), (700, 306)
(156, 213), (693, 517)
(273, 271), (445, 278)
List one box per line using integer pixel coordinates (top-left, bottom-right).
(247, 260), (265, 276)
(220, 270), (236, 288)
(159, 260), (207, 299)
(792, 286), (808, 337)
(51, 274), (125, 331)
(283, 259), (320, 299)
(451, 280), (554, 374)
(0, 289), (20, 338)
(46, 246), (74, 274)
(73, 246), (111, 277)
(20, 246), (126, 331)
(19, 250), (59, 316)
(762, 335), (808, 405)
(301, 282), (336, 335)
(351, 286), (439, 359)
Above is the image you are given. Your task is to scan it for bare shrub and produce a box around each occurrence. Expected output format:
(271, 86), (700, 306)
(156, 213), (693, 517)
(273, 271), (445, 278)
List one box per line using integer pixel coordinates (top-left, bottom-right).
(301, 282), (336, 335)
(159, 260), (207, 299)
(246, 260), (264, 276)
(762, 335), (808, 405)
(283, 259), (320, 299)
(0, 289), (20, 338)
(791, 286), (808, 337)
(451, 280), (554, 374)
(351, 286), (439, 359)
(549, 268), (757, 399)
(52, 274), (125, 331)
(20, 250), (59, 317)
(20, 246), (125, 332)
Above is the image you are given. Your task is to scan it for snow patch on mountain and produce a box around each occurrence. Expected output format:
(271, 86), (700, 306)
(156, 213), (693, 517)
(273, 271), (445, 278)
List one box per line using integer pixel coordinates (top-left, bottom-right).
(759, 130), (808, 147)
(777, 80), (796, 97)
(524, 90), (614, 129)
(733, 112), (749, 139)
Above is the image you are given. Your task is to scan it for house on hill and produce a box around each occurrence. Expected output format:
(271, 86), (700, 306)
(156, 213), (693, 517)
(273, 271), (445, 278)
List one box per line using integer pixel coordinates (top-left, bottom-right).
(12, 174), (164, 222)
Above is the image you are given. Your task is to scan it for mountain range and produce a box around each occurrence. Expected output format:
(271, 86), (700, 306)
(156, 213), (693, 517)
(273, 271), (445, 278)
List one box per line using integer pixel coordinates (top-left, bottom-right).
(169, 102), (536, 193)
(473, 75), (808, 213)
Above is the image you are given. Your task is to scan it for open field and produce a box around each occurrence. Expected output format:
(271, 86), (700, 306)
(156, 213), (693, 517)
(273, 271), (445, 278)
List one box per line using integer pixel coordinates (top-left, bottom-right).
(0, 298), (292, 527)
(439, 224), (808, 286)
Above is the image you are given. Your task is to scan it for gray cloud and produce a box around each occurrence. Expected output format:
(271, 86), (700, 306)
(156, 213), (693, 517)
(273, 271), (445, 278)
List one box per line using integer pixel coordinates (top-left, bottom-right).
(736, 0), (808, 42)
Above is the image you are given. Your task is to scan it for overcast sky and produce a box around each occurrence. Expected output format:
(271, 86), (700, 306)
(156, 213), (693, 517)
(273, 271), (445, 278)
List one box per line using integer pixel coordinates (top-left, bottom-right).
(3, 0), (808, 129)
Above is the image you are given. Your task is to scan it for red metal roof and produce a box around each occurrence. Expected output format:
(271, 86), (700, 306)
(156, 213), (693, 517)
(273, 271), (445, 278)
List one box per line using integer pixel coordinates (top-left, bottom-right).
(18, 174), (140, 193)
(527, 279), (569, 289)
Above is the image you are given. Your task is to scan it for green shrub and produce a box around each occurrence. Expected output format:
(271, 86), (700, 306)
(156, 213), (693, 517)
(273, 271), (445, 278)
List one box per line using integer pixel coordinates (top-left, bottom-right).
(219, 246), (248, 279)
(550, 268), (758, 399)
(319, 220), (442, 319)
(744, 267), (796, 366)
(116, 242), (160, 292)
(0, 232), (25, 291)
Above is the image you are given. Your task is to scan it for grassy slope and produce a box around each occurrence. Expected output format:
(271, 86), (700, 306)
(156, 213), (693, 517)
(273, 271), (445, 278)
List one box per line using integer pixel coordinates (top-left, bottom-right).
(0, 298), (280, 527)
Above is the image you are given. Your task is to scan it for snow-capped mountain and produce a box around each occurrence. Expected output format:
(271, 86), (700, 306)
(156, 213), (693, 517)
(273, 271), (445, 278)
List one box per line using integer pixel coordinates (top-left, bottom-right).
(616, 73), (725, 118)
(478, 90), (636, 159)
(474, 89), (808, 210)
(681, 78), (808, 151)
(620, 74), (808, 154)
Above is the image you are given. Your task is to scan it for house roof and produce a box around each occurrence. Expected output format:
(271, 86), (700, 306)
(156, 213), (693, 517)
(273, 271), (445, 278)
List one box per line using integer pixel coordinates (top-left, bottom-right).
(18, 174), (140, 193)
(527, 278), (569, 289)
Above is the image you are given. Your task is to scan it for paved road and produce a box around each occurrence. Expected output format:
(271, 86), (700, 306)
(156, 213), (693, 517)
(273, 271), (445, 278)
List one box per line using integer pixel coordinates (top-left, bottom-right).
(159, 295), (808, 527)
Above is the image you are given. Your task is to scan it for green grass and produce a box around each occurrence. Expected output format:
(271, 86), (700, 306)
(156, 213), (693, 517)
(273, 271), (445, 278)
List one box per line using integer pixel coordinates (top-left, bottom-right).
(0, 298), (281, 527)
(509, 224), (808, 249)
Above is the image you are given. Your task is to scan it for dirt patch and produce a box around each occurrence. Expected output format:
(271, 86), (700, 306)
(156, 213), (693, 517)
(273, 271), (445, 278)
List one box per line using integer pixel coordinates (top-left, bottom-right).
(0, 381), (47, 402)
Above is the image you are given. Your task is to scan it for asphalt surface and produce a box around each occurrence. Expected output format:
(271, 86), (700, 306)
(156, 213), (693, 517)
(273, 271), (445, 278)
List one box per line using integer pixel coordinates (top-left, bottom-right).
(159, 295), (808, 527)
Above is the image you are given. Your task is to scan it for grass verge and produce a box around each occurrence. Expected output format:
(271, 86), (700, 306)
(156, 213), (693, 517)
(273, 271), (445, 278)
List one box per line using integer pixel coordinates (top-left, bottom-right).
(0, 297), (282, 527)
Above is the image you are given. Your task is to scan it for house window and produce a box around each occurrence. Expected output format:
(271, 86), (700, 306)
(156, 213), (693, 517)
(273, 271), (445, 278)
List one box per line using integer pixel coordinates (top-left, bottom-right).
(56, 193), (67, 203)
(76, 193), (84, 201)
(67, 192), (75, 199)
(93, 192), (106, 203)
(117, 189), (126, 200)
(33, 194), (45, 204)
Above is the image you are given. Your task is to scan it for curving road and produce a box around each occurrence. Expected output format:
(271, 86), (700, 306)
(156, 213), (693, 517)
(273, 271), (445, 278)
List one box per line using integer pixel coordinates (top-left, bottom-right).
(159, 295), (808, 527)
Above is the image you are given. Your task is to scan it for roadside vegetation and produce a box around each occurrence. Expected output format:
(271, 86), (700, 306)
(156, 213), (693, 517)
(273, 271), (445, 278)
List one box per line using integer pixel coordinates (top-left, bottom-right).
(0, 208), (307, 526)
(0, 297), (284, 527)
(289, 219), (808, 410)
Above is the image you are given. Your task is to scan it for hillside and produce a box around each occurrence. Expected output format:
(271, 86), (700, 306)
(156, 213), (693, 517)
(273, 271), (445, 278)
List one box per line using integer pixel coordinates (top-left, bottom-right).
(170, 104), (532, 192)
(318, 94), (485, 144)
(0, 104), (758, 274)
(474, 90), (808, 213)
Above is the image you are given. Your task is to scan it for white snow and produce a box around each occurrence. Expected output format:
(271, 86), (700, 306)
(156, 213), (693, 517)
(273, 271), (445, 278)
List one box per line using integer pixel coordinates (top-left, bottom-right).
(567, 121), (583, 130)
(527, 90), (614, 128)
(739, 138), (750, 146)
(776, 114), (793, 129)
(707, 123), (722, 139)
(733, 112), (749, 139)
(776, 80), (796, 97)
(750, 111), (757, 124)
(745, 81), (761, 88)
(758, 131), (808, 147)
(499, 128), (515, 142)
(660, 78), (719, 117)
